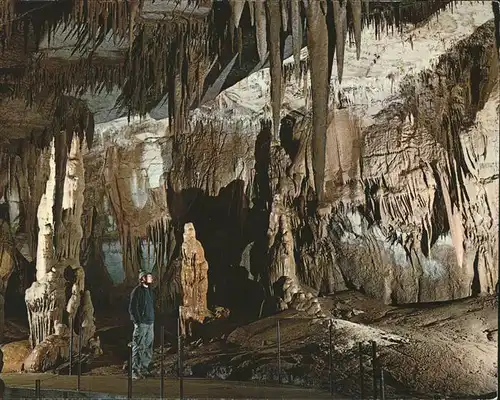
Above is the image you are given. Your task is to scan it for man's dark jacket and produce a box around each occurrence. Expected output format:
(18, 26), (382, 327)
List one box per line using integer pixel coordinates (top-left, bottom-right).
(129, 285), (155, 324)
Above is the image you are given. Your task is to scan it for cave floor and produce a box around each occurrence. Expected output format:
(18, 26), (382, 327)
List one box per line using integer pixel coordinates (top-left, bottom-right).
(2, 292), (497, 398)
(0, 372), (333, 398)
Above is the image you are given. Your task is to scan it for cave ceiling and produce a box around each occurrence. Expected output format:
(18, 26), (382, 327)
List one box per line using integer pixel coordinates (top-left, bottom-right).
(0, 0), (498, 196)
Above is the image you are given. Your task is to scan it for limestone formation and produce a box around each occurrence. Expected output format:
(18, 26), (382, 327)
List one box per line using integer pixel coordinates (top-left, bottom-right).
(23, 322), (102, 373)
(277, 276), (326, 319)
(79, 7), (498, 310)
(179, 222), (209, 337)
(24, 137), (99, 372)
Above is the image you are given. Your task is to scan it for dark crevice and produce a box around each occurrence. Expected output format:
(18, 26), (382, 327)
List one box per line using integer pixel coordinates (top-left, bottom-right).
(5, 251), (35, 322)
(420, 226), (429, 258)
(471, 251), (481, 297)
(279, 116), (299, 161)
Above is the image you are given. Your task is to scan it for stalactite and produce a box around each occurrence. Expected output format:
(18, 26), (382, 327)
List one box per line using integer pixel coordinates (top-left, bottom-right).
(281, 0), (289, 32)
(230, 0), (245, 29)
(291, 0), (303, 81)
(254, 0), (268, 63)
(71, 0), (129, 39)
(332, 0), (347, 84)
(494, 0), (500, 56)
(306, 0), (329, 202)
(267, 0), (283, 141)
(351, 0), (362, 60)
(248, 0), (255, 26)
(129, 0), (138, 54)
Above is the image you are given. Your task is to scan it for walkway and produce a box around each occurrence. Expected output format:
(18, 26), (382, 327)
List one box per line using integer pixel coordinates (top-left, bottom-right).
(1, 373), (332, 399)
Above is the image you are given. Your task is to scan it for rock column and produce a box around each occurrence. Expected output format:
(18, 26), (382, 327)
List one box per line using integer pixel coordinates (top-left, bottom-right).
(24, 136), (99, 371)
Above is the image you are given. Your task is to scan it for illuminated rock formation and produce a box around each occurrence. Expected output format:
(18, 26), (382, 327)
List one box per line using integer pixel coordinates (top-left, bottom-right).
(24, 136), (99, 372)
(179, 222), (209, 336)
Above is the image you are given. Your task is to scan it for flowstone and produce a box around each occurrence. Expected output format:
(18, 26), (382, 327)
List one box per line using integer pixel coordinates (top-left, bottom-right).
(179, 222), (209, 337)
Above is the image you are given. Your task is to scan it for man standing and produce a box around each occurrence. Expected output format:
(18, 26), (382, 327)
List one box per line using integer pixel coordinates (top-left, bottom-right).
(129, 270), (155, 379)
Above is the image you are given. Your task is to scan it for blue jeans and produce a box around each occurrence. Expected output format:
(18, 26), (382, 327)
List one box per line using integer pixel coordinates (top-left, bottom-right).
(132, 323), (154, 374)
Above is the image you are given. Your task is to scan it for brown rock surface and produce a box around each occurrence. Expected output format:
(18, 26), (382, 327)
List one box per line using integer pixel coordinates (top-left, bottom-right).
(180, 223), (209, 336)
(1, 340), (30, 372)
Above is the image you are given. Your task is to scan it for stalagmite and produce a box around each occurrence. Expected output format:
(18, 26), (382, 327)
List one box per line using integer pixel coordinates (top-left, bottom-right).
(278, 276), (326, 318)
(24, 136), (99, 372)
(267, 0), (283, 141)
(267, 195), (297, 287)
(25, 142), (64, 349)
(179, 223), (209, 337)
(306, 0), (329, 202)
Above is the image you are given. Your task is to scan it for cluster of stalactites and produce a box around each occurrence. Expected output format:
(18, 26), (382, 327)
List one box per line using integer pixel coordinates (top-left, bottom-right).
(71, 0), (135, 40)
(232, 0), (366, 202)
(225, 0), (465, 202)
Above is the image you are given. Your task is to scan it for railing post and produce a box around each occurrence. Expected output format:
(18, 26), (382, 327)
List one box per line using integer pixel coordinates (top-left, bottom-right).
(178, 307), (184, 400)
(160, 325), (165, 400)
(371, 340), (378, 400)
(277, 319), (281, 384)
(127, 342), (133, 400)
(359, 342), (364, 400)
(68, 316), (73, 376)
(329, 320), (333, 395)
(35, 379), (41, 400)
(77, 325), (82, 392)
(380, 366), (386, 400)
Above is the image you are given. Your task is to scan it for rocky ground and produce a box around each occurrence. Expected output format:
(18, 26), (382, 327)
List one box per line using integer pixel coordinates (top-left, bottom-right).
(2, 291), (498, 399)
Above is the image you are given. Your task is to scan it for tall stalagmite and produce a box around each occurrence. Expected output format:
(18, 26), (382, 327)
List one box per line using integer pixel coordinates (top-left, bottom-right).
(179, 222), (209, 337)
(24, 136), (99, 372)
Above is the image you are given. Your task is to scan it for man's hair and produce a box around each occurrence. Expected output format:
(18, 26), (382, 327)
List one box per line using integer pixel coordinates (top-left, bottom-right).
(139, 270), (151, 281)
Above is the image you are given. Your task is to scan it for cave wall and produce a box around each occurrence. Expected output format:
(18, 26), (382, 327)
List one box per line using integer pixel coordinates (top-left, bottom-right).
(273, 21), (499, 303)
(78, 10), (499, 310)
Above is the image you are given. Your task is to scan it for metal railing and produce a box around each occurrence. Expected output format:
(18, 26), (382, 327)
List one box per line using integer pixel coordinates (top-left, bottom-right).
(25, 316), (391, 399)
